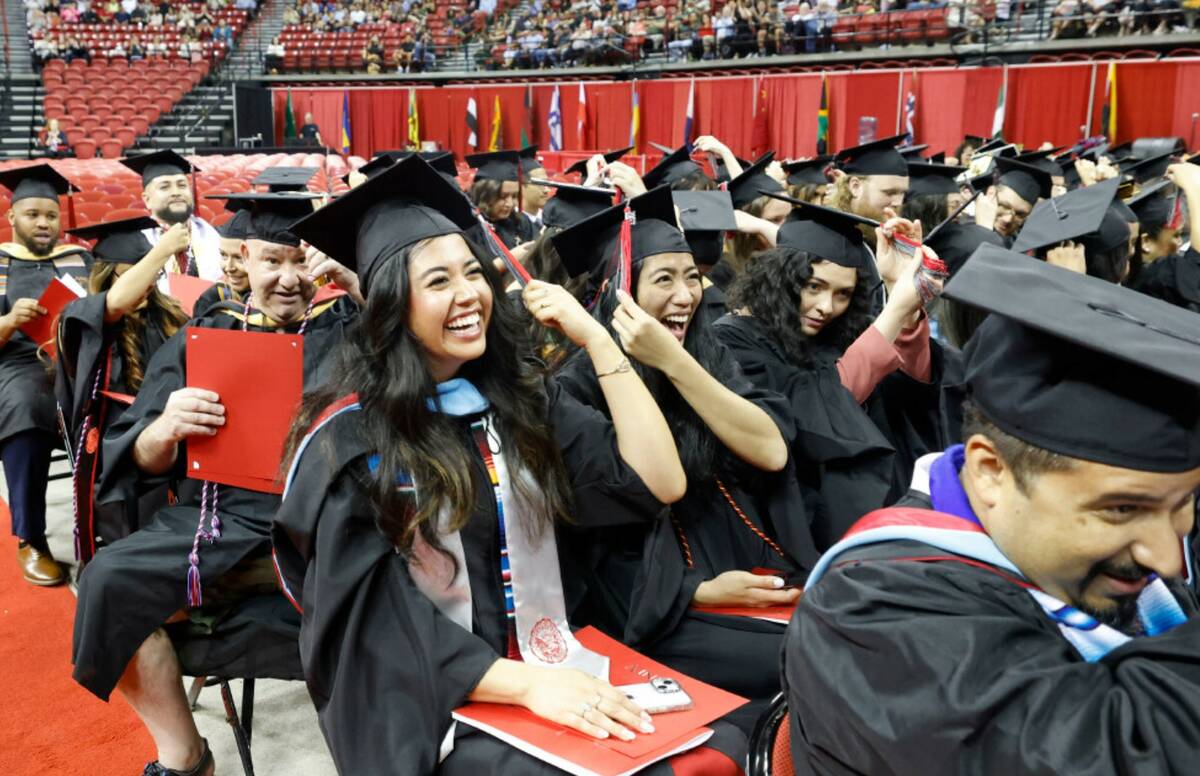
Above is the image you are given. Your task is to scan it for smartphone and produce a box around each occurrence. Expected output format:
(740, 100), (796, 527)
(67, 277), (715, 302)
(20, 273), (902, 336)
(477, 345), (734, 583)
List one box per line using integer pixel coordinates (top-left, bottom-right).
(616, 677), (695, 715)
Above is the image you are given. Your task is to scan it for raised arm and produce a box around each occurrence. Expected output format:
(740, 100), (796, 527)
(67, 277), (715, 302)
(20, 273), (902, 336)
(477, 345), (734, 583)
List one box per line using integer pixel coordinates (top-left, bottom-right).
(104, 223), (190, 323)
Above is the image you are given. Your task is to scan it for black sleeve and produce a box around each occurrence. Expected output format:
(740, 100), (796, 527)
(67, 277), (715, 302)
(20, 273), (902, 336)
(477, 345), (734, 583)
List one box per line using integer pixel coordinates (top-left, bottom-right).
(272, 423), (499, 775)
(1131, 252), (1186, 308)
(55, 292), (109, 446)
(785, 554), (1200, 775)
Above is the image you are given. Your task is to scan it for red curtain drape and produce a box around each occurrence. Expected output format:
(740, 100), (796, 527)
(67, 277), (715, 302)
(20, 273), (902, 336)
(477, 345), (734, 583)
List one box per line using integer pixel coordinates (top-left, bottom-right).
(269, 60), (1200, 165)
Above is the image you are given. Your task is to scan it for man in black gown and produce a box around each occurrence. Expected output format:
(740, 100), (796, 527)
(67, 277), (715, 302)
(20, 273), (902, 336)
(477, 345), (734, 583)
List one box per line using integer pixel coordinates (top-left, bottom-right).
(783, 244), (1200, 775)
(72, 193), (360, 776)
(0, 164), (91, 585)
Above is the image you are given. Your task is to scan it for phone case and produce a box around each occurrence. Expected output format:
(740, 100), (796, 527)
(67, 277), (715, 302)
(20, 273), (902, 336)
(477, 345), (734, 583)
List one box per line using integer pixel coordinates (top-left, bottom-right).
(616, 681), (695, 715)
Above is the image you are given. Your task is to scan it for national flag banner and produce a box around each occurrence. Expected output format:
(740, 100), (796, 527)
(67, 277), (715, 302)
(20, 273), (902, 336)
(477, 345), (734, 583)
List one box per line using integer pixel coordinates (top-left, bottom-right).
(489, 94), (503, 152)
(283, 89), (298, 139)
(682, 80), (695, 147)
(904, 72), (917, 145)
(548, 85), (563, 152)
(466, 96), (479, 149)
(1102, 61), (1118, 143)
(750, 81), (770, 157)
(520, 85), (533, 148)
(629, 83), (641, 153)
(992, 69), (1007, 139)
(339, 91), (352, 154)
(407, 88), (420, 148)
(577, 83), (588, 148)
(816, 74), (829, 155)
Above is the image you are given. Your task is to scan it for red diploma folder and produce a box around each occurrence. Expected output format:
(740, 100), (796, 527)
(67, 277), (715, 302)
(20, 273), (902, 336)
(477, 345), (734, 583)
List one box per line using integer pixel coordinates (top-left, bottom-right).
(311, 282), (347, 305)
(690, 605), (797, 625)
(99, 390), (136, 406)
(184, 327), (303, 493)
(167, 274), (215, 316)
(21, 276), (84, 359)
(452, 627), (747, 776)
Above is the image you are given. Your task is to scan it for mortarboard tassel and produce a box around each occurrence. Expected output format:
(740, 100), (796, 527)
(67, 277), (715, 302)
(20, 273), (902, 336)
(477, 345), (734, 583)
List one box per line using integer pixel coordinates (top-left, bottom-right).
(475, 211), (531, 286)
(617, 204), (634, 296)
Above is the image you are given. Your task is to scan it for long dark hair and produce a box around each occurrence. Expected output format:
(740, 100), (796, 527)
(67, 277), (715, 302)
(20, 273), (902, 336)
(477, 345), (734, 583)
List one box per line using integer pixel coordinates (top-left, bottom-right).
(88, 260), (189, 391)
(283, 235), (575, 554)
(523, 227), (588, 367)
(727, 246), (874, 364)
(900, 194), (950, 233)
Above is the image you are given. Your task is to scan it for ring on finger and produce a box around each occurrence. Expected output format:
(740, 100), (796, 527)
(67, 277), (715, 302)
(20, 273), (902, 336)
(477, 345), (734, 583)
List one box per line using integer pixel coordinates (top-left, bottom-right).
(580, 700), (593, 716)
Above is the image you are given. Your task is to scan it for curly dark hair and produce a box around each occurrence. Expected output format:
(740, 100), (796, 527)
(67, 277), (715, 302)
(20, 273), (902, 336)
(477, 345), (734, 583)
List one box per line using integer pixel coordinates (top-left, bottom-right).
(726, 246), (874, 364)
(283, 234), (575, 556)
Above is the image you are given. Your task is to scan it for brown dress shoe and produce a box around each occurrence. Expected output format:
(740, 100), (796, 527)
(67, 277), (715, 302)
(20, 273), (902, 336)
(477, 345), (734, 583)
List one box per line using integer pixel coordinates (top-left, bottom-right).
(17, 543), (65, 586)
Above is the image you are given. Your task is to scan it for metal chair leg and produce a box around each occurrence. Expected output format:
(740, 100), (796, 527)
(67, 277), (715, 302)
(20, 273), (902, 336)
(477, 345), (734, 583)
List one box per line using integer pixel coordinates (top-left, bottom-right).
(241, 677), (255, 745)
(219, 680), (256, 776)
(187, 676), (207, 709)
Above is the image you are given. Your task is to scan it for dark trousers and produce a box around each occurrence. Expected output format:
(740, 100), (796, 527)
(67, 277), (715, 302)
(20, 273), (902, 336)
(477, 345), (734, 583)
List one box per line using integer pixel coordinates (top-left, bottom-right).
(1, 430), (56, 544)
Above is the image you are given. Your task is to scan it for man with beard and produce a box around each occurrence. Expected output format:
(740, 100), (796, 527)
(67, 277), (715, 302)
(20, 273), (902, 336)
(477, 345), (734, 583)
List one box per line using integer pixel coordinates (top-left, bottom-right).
(0, 163), (92, 585)
(830, 135), (910, 223)
(121, 150), (222, 289)
(783, 244), (1200, 775)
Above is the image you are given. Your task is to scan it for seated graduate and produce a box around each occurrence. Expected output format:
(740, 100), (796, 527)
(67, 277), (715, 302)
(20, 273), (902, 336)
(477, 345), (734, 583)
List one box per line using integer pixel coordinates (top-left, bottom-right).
(1132, 162), (1199, 312)
(192, 208), (251, 316)
(465, 150), (537, 250)
(975, 156), (1054, 247)
(900, 161), (967, 231)
(0, 164), (93, 587)
(71, 192), (362, 776)
(713, 200), (947, 548)
(550, 186), (820, 733)
(642, 144), (718, 192)
(272, 156), (746, 774)
(783, 245), (1200, 775)
(923, 221), (1005, 349)
(827, 135), (911, 224)
(1012, 178), (1134, 284)
(55, 216), (191, 563)
(780, 157), (832, 206)
(714, 153), (791, 291)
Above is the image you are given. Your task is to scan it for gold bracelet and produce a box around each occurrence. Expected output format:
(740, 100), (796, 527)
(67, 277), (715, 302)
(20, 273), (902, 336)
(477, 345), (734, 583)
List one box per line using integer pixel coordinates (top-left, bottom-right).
(596, 357), (632, 378)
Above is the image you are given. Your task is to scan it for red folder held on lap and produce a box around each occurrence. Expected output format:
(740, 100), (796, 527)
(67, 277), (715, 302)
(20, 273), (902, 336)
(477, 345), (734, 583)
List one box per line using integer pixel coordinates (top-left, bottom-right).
(167, 273), (215, 316)
(21, 276), (85, 359)
(452, 627), (747, 776)
(184, 327), (303, 494)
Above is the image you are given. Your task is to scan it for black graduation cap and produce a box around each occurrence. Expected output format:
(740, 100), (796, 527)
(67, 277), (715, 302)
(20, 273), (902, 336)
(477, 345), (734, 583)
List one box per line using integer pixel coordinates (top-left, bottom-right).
(766, 192), (875, 269)
(518, 145), (545, 177)
(121, 149), (193, 187)
(0, 163), (76, 202)
(68, 215), (157, 263)
(834, 134), (908, 177)
(550, 185), (690, 279)
(945, 244), (1200, 472)
(727, 152), (783, 209)
(1105, 141), (1137, 163)
(975, 138), (1011, 155)
(1122, 152), (1174, 184)
(963, 134), (988, 146)
(928, 151), (947, 164)
(290, 155), (478, 298)
(537, 180), (616, 230)
(924, 221), (1004, 278)
(906, 162), (967, 198)
(782, 156), (832, 187)
(996, 156), (1054, 205)
(674, 190), (737, 267)
(898, 144), (930, 162)
(712, 154), (752, 185)
(1015, 148), (1066, 178)
(252, 166), (319, 193)
(216, 209), (253, 240)
(1126, 179), (1176, 230)
(206, 192), (320, 247)
(355, 151), (458, 184)
(1011, 178), (1124, 254)
(564, 147), (634, 178)
(465, 150), (521, 183)
(642, 144), (706, 190)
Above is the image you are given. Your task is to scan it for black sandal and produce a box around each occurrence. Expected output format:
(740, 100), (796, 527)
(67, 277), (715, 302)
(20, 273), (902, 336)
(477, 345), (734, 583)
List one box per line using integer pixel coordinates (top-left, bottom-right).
(141, 738), (212, 776)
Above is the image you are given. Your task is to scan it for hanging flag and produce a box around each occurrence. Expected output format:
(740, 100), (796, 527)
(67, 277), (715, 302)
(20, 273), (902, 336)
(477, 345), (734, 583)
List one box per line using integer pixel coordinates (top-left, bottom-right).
(903, 74), (917, 145)
(750, 81), (770, 157)
(520, 85), (533, 148)
(577, 83), (587, 148)
(816, 74), (829, 155)
(283, 89), (298, 139)
(991, 70), (1007, 139)
(466, 96), (479, 149)
(548, 85), (563, 152)
(682, 80), (695, 147)
(1101, 62), (1118, 143)
(407, 88), (420, 148)
(340, 91), (352, 154)
(488, 94), (503, 152)
(629, 83), (641, 153)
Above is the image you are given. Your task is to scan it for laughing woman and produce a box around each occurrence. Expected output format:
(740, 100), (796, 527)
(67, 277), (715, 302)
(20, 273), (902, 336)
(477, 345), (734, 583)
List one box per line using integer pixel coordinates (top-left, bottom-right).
(550, 187), (822, 734)
(273, 158), (746, 774)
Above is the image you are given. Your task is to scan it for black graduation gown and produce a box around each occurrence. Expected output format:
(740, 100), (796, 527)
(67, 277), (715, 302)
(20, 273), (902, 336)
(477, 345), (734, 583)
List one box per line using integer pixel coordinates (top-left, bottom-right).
(55, 292), (173, 547)
(782, 513), (1200, 776)
(71, 296), (358, 701)
(712, 314), (896, 550)
(1131, 248), (1200, 313)
(271, 381), (746, 774)
(192, 281), (246, 319)
(468, 213), (536, 251)
(0, 242), (91, 445)
(554, 352), (820, 733)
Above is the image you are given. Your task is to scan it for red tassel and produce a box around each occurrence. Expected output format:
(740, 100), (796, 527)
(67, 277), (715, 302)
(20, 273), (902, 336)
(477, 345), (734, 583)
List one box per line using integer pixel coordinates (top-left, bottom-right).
(477, 213), (531, 285)
(618, 204), (634, 296)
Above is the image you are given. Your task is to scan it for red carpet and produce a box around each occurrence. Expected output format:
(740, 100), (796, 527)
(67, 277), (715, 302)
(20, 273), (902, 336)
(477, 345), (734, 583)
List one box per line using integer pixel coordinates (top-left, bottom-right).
(0, 502), (153, 776)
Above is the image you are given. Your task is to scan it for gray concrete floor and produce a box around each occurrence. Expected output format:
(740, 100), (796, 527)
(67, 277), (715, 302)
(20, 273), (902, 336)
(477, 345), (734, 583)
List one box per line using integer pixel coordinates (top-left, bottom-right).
(6, 459), (337, 776)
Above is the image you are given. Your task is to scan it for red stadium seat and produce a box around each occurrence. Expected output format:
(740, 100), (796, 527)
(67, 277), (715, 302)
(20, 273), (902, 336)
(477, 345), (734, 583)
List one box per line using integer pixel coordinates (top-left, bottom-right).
(75, 202), (109, 223)
(130, 117), (151, 136)
(90, 127), (113, 144)
(115, 128), (136, 148)
(76, 190), (107, 203)
(103, 193), (135, 209)
(100, 139), (124, 159)
(103, 207), (151, 222)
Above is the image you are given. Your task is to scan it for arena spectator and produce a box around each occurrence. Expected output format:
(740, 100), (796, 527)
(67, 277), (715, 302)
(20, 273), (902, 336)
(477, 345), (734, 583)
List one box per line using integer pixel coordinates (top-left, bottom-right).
(299, 112), (323, 144)
(37, 118), (71, 158)
(265, 35), (285, 72)
(128, 34), (146, 59)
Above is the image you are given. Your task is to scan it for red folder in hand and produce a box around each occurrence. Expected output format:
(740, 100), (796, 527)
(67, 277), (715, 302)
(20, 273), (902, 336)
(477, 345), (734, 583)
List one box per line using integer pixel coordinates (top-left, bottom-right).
(21, 277), (84, 360)
(167, 273), (215, 316)
(184, 327), (303, 493)
(311, 282), (347, 305)
(690, 604), (797, 624)
(452, 627), (747, 776)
